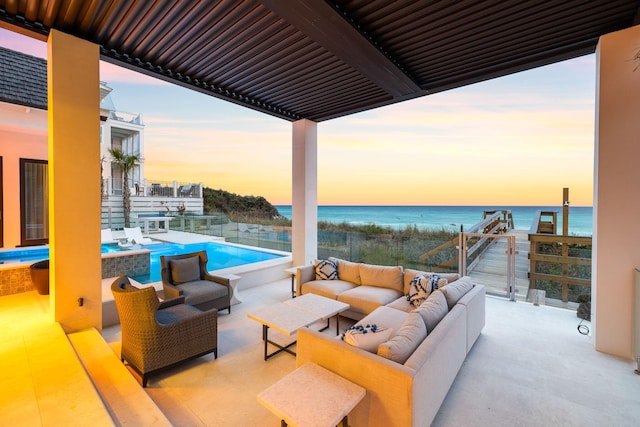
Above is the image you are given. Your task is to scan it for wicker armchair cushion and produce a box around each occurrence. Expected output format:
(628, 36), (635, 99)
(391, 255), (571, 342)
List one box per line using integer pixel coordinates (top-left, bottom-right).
(170, 256), (201, 284)
(155, 303), (203, 325)
(178, 280), (229, 306)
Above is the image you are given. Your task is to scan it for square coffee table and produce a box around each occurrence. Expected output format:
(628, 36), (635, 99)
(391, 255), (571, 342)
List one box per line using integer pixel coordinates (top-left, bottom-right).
(248, 303), (320, 360)
(283, 293), (349, 335)
(248, 294), (350, 360)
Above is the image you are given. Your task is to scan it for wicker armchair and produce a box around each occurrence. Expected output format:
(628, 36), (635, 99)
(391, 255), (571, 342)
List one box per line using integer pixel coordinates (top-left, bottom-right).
(160, 250), (231, 313)
(111, 275), (218, 387)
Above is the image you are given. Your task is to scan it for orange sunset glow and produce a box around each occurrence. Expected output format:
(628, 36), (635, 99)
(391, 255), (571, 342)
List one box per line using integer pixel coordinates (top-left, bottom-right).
(1, 28), (595, 207)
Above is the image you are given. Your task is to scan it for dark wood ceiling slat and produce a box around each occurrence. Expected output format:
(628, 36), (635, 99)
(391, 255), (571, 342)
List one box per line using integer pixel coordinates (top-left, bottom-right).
(240, 47), (341, 94)
(118, 1), (181, 53)
(164, 3), (266, 79)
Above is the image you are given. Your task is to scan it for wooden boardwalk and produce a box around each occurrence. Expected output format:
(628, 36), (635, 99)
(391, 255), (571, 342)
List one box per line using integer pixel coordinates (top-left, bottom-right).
(466, 229), (530, 300)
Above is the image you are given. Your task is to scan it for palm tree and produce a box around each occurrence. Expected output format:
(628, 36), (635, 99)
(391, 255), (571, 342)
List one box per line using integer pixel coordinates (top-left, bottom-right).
(109, 148), (140, 228)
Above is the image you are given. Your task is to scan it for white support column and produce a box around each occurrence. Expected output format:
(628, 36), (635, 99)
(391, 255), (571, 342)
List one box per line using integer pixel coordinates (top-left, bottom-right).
(292, 119), (318, 266)
(48, 29), (101, 331)
(594, 24), (640, 360)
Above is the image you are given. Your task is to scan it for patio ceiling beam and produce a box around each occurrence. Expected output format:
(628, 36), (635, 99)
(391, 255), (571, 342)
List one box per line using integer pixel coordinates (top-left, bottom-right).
(259, 0), (422, 99)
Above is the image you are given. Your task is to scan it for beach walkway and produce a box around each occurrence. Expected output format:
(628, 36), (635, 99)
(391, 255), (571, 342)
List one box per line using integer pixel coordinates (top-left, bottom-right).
(466, 229), (531, 300)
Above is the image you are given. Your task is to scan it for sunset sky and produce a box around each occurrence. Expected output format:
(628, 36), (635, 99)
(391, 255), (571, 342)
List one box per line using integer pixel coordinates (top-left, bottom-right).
(1, 28), (595, 207)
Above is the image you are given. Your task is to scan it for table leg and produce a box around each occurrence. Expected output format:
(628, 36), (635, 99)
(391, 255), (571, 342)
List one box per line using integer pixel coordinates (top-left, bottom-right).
(290, 274), (296, 298)
(263, 325), (297, 360)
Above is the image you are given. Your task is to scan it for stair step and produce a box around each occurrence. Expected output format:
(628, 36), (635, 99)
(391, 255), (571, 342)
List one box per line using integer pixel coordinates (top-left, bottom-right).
(68, 328), (172, 426)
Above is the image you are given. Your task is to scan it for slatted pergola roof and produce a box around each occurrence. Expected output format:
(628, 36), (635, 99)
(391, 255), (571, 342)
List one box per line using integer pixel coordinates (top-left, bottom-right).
(1, 0), (639, 122)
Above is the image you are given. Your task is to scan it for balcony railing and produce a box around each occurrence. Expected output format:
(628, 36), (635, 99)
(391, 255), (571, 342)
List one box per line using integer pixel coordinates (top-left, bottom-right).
(108, 110), (143, 125)
(102, 178), (202, 198)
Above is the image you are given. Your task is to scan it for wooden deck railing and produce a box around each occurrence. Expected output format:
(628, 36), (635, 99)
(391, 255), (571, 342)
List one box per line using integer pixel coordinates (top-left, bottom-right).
(419, 210), (513, 272)
(528, 210), (592, 303)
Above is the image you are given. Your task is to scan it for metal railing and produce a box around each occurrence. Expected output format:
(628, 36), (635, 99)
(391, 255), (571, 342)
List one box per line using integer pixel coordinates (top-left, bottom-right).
(101, 179), (202, 198)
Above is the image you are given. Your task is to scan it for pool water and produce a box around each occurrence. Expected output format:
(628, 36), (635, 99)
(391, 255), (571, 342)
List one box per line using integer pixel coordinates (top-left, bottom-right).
(130, 241), (284, 283)
(0, 242), (285, 284)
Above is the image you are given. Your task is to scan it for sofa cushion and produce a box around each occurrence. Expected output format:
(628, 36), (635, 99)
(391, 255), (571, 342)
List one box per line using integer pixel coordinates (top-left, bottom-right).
(178, 280), (228, 306)
(330, 257), (361, 285)
(342, 324), (393, 352)
(314, 259), (338, 280)
(359, 264), (403, 291)
(413, 290), (449, 333)
(440, 276), (475, 309)
(385, 296), (414, 312)
(170, 256), (201, 284)
(356, 305), (409, 333)
(301, 280), (356, 300)
(403, 268), (460, 295)
(338, 286), (403, 316)
(377, 312), (427, 364)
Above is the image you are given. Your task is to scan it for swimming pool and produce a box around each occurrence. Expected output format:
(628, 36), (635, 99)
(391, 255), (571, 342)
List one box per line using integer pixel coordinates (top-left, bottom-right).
(0, 241), (285, 284)
(129, 241), (285, 283)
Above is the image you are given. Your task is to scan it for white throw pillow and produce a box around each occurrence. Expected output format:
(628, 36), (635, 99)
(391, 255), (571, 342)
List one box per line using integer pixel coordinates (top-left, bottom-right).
(342, 324), (393, 353)
(377, 312), (427, 364)
(314, 259), (338, 280)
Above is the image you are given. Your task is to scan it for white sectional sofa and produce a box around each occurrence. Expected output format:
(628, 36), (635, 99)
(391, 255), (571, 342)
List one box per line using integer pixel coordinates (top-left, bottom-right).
(295, 258), (486, 426)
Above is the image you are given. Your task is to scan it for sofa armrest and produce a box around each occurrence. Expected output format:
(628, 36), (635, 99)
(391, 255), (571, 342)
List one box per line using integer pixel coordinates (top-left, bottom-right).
(456, 284), (486, 352)
(296, 328), (414, 427)
(296, 265), (315, 296)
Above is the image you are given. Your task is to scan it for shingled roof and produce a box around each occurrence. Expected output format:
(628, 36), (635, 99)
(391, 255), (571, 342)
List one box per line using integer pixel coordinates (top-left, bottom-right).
(0, 46), (47, 110)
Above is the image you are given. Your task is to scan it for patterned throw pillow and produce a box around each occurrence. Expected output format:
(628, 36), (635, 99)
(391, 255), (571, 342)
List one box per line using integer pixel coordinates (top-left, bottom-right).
(407, 273), (448, 307)
(341, 324), (392, 353)
(315, 259), (338, 280)
(428, 273), (448, 292)
(407, 275), (430, 307)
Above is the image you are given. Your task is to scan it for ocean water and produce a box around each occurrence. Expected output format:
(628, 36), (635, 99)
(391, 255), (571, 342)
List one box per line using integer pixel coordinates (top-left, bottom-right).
(275, 205), (593, 236)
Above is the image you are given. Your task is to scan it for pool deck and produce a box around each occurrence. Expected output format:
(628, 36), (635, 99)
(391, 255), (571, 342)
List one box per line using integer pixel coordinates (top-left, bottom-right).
(101, 229), (293, 327)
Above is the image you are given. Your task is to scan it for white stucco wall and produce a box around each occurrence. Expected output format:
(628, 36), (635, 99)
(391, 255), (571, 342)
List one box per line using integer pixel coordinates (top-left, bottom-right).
(0, 103), (47, 248)
(594, 24), (640, 359)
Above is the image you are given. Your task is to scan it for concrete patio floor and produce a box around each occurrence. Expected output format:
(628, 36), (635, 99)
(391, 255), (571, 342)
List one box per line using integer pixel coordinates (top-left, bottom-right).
(2, 275), (639, 426)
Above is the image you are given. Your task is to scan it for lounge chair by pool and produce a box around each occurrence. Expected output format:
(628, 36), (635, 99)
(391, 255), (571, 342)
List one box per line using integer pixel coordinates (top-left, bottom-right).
(124, 227), (160, 245)
(101, 228), (118, 244)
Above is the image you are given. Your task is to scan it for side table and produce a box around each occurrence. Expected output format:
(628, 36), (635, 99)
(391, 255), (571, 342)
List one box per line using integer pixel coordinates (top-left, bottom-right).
(258, 362), (365, 427)
(284, 266), (300, 298)
(219, 273), (242, 305)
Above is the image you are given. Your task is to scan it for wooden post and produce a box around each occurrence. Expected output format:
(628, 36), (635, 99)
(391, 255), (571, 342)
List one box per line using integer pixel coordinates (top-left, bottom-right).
(562, 188), (569, 236)
(562, 188), (569, 301)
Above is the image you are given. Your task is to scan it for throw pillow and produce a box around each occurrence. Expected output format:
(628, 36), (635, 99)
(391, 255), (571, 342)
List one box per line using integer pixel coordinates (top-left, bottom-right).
(413, 290), (449, 332)
(428, 273), (448, 291)
(377, 312), (427, 364)
(407, 275), (430, 307)
(314, 259), (338, 280)
(406, 273), (448, 307)
(170, 256), (201, 284)
(341, 324), (393, 353)
(440, 276), (474, 309)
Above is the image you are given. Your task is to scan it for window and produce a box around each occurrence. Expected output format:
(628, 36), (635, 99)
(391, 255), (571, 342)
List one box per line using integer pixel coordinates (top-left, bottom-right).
(20, 159), (48, 246)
